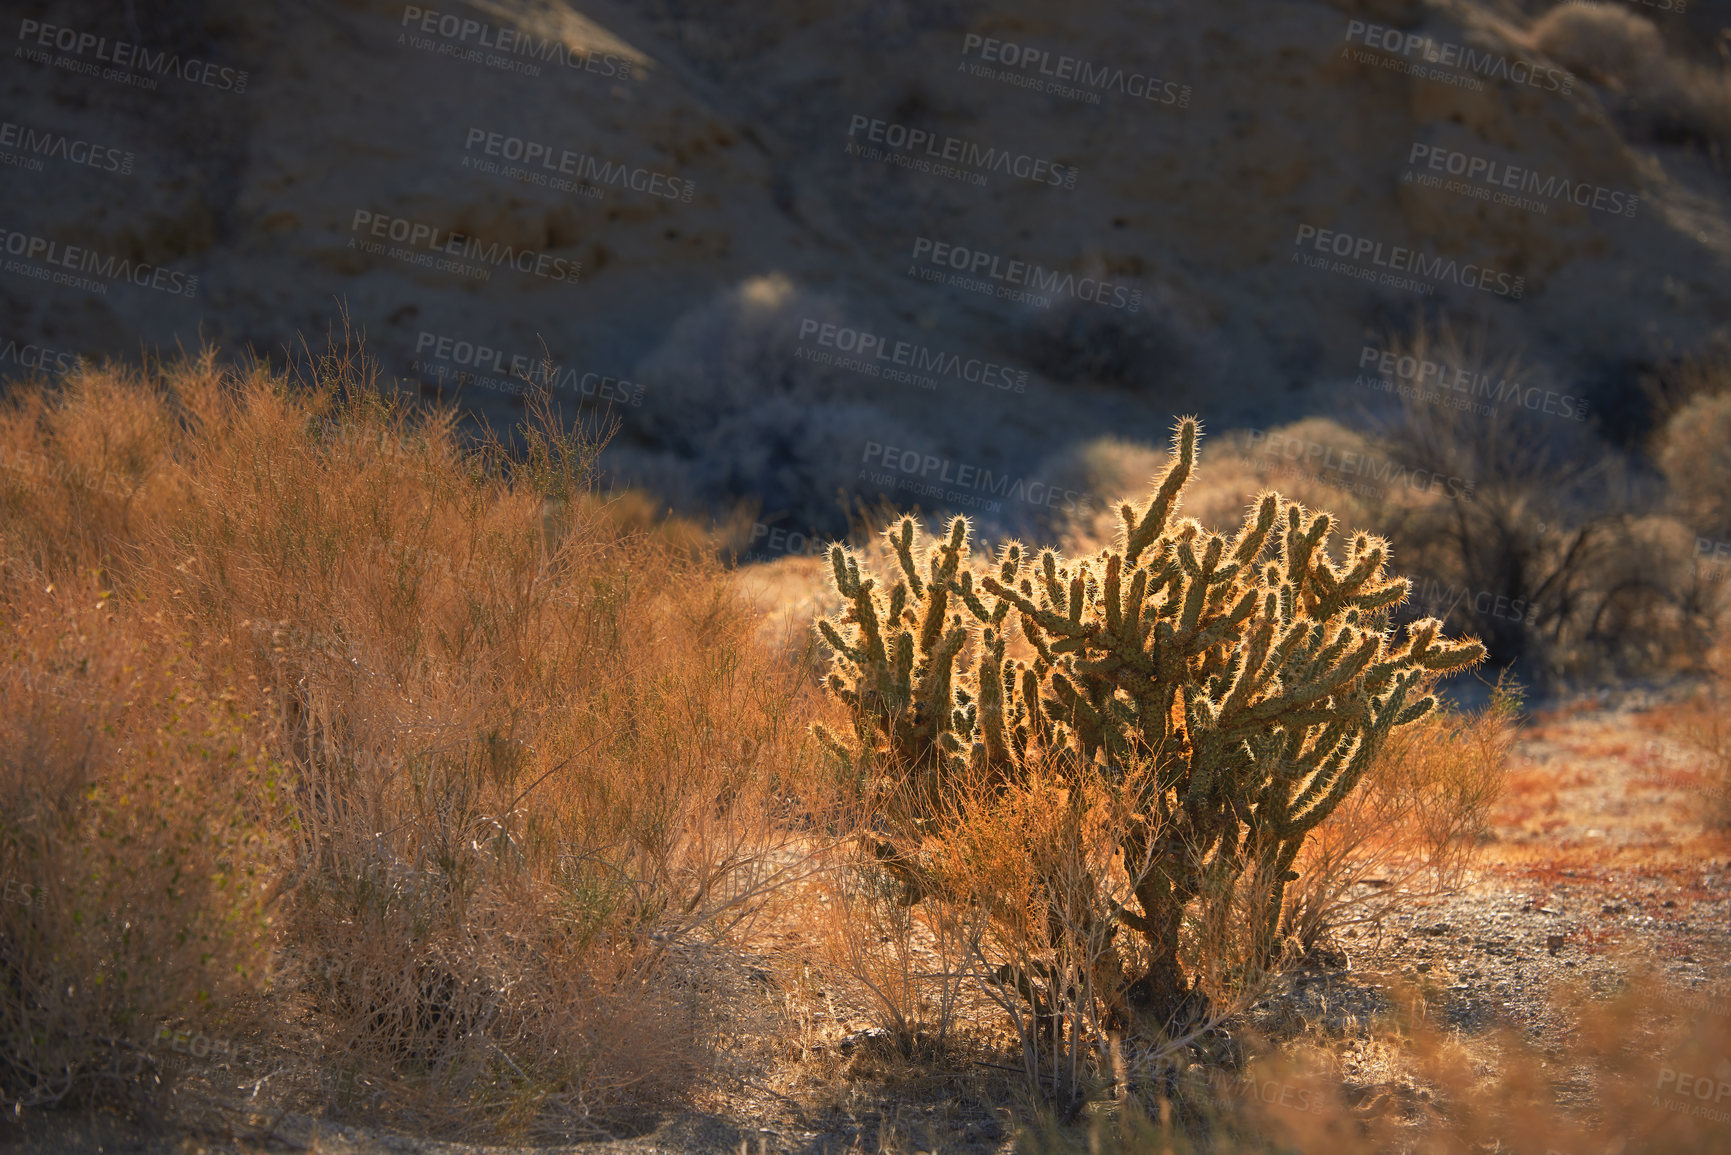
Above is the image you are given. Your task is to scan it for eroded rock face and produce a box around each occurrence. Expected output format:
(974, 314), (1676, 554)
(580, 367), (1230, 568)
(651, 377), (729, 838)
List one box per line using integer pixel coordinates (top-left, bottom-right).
(3, 0), (1726, 536)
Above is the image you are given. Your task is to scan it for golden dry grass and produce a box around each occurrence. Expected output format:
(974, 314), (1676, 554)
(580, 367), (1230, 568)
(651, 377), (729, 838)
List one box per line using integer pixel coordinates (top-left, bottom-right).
(0, 349), (829, 1137)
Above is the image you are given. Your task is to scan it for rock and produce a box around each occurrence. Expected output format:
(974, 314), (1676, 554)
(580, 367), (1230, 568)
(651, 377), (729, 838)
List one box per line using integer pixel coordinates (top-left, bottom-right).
(1547, 934), (1568, 955)
(836, 1027), (890, 1054)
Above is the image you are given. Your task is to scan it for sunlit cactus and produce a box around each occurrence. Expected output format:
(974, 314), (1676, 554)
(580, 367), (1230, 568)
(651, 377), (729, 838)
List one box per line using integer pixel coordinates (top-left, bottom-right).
(814, 418), (1485, 1028)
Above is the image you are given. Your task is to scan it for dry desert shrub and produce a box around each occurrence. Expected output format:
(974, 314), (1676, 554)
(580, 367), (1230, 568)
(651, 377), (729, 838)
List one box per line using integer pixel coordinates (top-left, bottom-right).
(0, 347), (823, 1135)
(1362, 325), (1718, 682)
(808, 842), (981, 1061)
(1530, 3), (1668, 90)
(1657, 389), (1731, 544)
(1531, 2), (1731, 150)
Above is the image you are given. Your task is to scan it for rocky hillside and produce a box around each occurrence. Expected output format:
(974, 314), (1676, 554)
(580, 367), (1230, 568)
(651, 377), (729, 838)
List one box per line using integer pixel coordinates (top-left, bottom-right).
(3, 0), (1728, 536)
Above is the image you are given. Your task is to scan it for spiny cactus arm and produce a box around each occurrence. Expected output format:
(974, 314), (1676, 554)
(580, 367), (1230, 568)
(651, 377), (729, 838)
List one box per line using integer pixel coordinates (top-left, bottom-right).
(1352, 580), (1410, 616)
(1284, 668), (1427, 837)
(1020, 665), (1055, 749)
(1281, 733), (1361, 828)
(1206, 645), (1249, 704)
(827, 556), (890, 670)
(1312, 550), (1400, 621)
(1231, 493), (1281, 565)
(1221, 629), (1375, 732)
(1286, 721), (1354, 782)
(909, 618), (966, 734)
(887, 581), (908, 625)
(1036, 550), (1067, 608)
(1402, 618), (1487, 673)
(1306, 556), (1343, 610)
(1217, 617), (1278, 717)
(1181, 582), (1262, 657)
(829, 543), (855, 596)
(1017, 609), (1058, 666)
(1180, 688), (1225, 808)
(817, 618), (860, 665)
(1099, 696), (1142, 767)
(1104, 552), (1125, 635)
(812, 721), (855, 764)
(916, 523), (968, 656)
(975, 627), (1016, 776)
(1175, 540), (1222, 634)
(980, 574), (1095, 642)
(1286, 733), (1380, 841)
(1282, 508), (1332, 585)
(947, 569), (989, 622)
(1295, 630), (1385, 701)
(1393, 692), (1438, 727)
(1289, 627), (1379, 695)
(888, 517), (924, 598)
(1121, 566), (1151, 640)
(887, 629), (915, 712)
(1123, 419), (1198, 565)
(1046, 671), (1111, 758)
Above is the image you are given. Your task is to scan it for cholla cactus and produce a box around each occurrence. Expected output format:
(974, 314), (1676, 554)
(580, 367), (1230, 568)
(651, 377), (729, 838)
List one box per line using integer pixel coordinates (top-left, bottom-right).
(815, 419), (1484, 1028)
